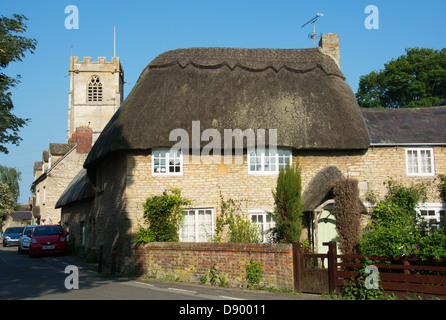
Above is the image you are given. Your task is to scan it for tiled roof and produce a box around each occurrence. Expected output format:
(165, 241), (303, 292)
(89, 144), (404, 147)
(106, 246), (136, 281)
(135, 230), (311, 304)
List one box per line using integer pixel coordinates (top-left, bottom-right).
(361, 106), (446, 145)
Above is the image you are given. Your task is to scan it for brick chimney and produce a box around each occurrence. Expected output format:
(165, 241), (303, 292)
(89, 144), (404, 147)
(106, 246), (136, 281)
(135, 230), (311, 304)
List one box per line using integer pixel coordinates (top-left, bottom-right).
(71, 126), (93, 154)
(319, 33), (341, 68)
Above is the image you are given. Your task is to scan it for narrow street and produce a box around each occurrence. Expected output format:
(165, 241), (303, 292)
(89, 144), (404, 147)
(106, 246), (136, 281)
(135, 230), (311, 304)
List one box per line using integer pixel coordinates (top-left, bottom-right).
(0, 246), (325, 302)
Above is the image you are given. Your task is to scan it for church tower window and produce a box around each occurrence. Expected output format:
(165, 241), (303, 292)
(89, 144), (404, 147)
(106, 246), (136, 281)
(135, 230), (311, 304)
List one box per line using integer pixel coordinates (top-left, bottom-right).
(87, 75), (103, 102)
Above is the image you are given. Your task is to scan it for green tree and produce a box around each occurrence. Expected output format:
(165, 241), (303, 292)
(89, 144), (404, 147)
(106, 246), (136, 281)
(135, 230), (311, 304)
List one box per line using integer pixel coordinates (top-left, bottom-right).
(0, 181), (15, 223)
(356, 47), (446, 109)
(270, 163), (304, 243)
(0, 165), (21, 206)
(0, 14), (37, 154)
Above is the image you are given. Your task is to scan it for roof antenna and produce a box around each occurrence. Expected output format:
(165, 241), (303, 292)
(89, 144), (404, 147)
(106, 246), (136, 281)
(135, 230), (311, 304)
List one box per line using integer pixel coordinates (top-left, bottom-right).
(113, 26), (116, 57)
(301, 13), (324, 47)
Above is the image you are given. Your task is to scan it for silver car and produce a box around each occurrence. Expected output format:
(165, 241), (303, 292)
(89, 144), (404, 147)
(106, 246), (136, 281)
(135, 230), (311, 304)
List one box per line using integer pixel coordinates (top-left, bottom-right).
(2, 227), (24, 247)
(18, 225), (37, 253)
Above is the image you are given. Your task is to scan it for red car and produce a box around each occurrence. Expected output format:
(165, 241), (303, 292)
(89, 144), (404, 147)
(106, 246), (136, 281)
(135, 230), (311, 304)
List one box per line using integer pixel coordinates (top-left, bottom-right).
(29, 225), (68, 257)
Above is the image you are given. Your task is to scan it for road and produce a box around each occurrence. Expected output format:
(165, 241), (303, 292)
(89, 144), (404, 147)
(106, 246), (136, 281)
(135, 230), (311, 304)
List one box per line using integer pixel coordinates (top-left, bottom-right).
(0, 246), (327, 302)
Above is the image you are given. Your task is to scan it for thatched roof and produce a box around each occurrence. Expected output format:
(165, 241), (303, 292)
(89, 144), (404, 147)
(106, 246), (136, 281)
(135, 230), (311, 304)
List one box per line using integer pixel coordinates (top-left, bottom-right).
(361, 106), (446, 145)
(302, 166), (367, 213)
(85, 47), (370, 168)
(55, 169), (94, 208)
(303, 166), (344, 212)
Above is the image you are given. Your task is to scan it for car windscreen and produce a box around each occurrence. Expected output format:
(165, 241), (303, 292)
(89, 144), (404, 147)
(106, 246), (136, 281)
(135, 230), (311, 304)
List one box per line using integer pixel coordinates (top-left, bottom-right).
(33, 226), (63, 236)
(24, 227), (35, 236)
(5, 227), (24, 234)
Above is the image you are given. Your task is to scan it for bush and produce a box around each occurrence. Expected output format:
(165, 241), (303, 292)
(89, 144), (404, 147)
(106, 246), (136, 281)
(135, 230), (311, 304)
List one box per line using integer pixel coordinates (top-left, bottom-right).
(134, 188), (191, 243)
(334, 178), (361, 254)
(270, 163), (304, 243)
(213, 195), (262, 243)
(359, 180), (446, 260)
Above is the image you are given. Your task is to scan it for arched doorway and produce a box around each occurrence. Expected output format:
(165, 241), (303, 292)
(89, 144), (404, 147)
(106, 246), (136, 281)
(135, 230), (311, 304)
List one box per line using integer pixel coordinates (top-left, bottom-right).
(314, 200), (338, 253)
(302, 166), (343, 252)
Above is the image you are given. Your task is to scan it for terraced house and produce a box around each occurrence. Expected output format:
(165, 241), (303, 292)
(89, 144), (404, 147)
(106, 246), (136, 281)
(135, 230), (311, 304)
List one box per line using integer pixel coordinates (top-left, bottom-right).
(55, 34), (446, 273)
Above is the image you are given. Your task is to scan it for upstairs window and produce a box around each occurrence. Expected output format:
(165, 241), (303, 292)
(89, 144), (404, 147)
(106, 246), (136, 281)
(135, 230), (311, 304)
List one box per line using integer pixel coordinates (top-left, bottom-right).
(248, 149), (292, 173)
(152, 149), (182, 175)
(87, 75), (103, 102)
(406, 148), (435, 176)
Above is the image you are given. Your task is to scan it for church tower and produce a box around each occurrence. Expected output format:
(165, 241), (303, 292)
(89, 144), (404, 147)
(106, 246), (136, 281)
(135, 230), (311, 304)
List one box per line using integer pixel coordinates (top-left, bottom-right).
(68, 56), (124, 143)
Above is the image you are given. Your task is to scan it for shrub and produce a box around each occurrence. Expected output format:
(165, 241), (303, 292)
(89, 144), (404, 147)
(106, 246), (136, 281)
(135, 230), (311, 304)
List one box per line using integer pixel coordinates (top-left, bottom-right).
(342, 258), (384, 300)
(270, 163), (304, 243)
(334, 178), (361, 254)
(359, 180), (446, 260)
(134, 188), (191, 243)
(213, 195), (261, 243)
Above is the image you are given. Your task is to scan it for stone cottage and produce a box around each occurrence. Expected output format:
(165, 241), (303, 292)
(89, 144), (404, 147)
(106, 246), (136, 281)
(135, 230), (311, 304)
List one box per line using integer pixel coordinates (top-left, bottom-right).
(56, 34), (446, 272)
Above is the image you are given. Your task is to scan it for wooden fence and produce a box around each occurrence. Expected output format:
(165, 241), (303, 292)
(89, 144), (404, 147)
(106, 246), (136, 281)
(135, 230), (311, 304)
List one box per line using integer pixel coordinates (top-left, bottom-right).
(293, 241), (446, 299)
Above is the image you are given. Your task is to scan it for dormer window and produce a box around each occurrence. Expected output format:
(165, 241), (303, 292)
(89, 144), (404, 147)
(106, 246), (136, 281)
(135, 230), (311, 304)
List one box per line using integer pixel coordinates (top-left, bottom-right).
(87, 75), (103, 102)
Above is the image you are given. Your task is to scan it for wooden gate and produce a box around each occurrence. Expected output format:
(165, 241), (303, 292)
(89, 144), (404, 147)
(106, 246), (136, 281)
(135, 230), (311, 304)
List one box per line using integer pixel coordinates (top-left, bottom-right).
(293, 242), (330, 294)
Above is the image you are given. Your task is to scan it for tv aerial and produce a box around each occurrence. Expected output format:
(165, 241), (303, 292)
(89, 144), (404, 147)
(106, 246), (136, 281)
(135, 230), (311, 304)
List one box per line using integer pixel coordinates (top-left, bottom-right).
(301, 13), (324, 47)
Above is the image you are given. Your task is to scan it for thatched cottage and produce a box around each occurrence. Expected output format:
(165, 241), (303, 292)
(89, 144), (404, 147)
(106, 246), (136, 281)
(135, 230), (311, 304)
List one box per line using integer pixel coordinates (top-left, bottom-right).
(56, 34), (446, 272)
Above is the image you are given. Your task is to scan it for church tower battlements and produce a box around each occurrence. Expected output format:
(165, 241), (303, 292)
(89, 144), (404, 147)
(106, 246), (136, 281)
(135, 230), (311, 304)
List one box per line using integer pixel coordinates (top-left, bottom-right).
(68, 56), (124, 143)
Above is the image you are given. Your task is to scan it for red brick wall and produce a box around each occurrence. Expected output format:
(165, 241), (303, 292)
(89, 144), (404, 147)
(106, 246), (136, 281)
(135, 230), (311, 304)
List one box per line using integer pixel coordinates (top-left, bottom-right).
(75, 127), (92, 154)
(132, 242), (294, 290)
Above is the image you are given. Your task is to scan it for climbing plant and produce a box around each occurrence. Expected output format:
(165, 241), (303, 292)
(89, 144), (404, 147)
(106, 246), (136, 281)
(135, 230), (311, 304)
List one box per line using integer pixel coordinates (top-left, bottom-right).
(134, 188), (191, 243)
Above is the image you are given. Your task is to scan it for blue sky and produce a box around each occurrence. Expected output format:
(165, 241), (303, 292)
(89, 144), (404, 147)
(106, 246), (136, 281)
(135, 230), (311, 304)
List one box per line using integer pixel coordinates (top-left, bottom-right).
(1, 0), (445, 204)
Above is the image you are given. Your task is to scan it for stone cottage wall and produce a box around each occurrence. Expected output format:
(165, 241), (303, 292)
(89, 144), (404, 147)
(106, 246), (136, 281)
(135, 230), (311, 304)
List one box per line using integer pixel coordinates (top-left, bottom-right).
(124, 146), (446, 235)
(62, 145), (446, 274)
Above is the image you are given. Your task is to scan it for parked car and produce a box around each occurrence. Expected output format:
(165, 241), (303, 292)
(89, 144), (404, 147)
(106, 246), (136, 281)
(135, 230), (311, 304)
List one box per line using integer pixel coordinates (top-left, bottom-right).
(2, 227), (24, 247)
(29, 225), (67, 257)
(18, 225), (37, 254)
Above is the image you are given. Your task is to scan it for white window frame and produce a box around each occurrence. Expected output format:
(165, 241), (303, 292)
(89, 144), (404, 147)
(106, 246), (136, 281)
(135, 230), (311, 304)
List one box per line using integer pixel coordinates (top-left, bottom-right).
(249, 210), (276, 243)
(416, 203), (445, 232)
(152, 149), (183, 175)
(180, 208), (214, 242)
(405, 148), (435, 176)
(248, 148), (292, 174)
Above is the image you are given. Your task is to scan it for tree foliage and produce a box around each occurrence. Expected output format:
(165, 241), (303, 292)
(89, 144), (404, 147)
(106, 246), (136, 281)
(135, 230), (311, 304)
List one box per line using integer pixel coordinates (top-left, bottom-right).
(0, 181), (16, 222)
(356, 47), (446, 109)
(0, 14), (37, 153)
(0, 165), (21, 206)
(270, 163), (304, 243)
